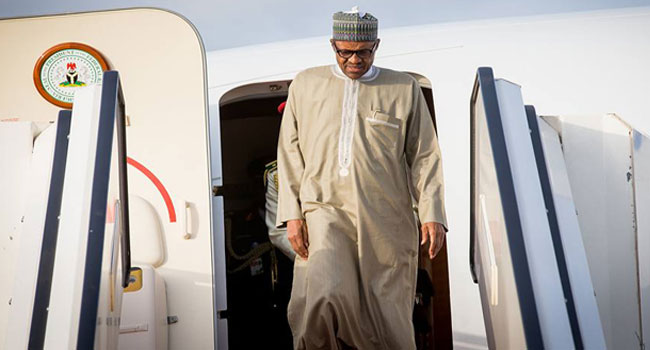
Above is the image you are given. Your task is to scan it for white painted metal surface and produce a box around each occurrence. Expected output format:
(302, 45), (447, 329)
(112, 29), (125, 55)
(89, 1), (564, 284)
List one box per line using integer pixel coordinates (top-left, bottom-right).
(473, 89), (526, 349)
(44, 82), (126, 350)
(477, 194), (498, 307)
(128, 195), (165, 267)
(632, 129), (650, 348)
(119, 265), (168, 350)
(537, 118), (606, 349)
(495, 80), (573, 348)
(211, 195), (229, 350)
(0, 122), (34, 347)
(544, 114), (642, 349)
(44, 85), (104, 349)
(94, 199), (124, 350)
(4, 124), (57, 350)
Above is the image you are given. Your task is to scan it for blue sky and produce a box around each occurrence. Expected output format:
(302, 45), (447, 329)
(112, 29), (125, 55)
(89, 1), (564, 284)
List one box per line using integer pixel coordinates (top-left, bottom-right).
(1, 0), (648, 50)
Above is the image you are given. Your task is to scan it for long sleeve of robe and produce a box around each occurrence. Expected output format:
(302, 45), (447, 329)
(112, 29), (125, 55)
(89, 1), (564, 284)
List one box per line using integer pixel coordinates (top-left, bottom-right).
(276, 65), (447, 350)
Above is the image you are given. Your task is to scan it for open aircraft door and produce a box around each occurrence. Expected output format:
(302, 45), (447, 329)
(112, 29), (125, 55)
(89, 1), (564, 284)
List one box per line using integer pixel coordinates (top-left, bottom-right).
(1, 9), (221, 349)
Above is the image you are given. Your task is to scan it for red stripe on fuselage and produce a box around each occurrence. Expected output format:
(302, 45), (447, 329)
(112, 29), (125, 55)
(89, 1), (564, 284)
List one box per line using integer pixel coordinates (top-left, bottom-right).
(127, 157), (177, 223)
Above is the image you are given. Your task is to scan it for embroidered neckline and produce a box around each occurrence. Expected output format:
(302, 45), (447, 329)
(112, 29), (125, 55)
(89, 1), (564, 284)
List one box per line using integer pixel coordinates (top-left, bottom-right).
(331, 65), (377, 177)
(330, 64), (380, 82)
(337, 78), (358, 177)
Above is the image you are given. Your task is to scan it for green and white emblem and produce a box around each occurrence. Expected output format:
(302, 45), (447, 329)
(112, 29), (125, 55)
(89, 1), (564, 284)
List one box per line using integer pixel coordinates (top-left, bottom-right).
(34, 43), (108, 108)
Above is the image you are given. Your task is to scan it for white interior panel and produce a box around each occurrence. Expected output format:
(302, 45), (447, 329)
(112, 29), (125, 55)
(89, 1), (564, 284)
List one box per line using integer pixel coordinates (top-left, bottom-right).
(119, 265), (168, 350)
(129, 195), (165, 267)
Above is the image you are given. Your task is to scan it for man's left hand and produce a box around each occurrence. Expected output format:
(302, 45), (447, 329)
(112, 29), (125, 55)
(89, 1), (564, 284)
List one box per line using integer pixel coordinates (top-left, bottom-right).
(420, 222), (446, 259)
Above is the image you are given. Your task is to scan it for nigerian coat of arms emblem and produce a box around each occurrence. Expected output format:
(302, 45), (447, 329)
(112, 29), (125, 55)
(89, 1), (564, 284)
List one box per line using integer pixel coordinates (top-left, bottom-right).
(33, 42), (109, 109)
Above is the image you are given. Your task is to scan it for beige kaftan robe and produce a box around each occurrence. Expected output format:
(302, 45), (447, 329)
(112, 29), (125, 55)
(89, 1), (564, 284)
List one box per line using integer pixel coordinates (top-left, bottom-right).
(277, 64), (447, 350)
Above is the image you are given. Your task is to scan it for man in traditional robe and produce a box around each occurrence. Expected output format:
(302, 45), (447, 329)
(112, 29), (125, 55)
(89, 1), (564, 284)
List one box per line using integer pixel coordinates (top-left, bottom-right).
(276, 7), (448, 350)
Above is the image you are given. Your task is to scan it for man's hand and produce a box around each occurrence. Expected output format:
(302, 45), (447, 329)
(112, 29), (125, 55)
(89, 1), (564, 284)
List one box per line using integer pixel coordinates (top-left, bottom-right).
(420, 222), (446, 259)
(287, 219), (309, 260)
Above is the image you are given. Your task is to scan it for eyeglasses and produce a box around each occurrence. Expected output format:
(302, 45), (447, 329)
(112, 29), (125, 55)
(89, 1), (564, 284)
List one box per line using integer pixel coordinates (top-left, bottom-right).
(332, 43), (377, 59)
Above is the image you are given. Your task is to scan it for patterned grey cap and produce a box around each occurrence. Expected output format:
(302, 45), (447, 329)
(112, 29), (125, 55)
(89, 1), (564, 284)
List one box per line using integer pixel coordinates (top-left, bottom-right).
(333, 6), (378, 42)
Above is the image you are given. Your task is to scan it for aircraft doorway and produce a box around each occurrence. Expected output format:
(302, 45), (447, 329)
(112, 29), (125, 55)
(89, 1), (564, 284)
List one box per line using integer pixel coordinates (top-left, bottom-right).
(217, 73), (452, 349)
(219, 80), (293, 349)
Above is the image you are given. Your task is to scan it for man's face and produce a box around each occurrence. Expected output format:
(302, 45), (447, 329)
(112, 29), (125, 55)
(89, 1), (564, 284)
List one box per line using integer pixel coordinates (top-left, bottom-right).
(331, 39), (380, 79)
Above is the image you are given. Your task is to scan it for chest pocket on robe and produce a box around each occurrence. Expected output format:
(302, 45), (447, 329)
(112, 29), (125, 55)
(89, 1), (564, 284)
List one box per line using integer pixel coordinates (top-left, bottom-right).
(364, 111), (402, 151)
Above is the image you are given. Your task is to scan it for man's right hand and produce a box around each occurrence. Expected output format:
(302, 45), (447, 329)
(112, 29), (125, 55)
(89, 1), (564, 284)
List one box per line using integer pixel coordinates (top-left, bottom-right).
(287, 219), (309, 260)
